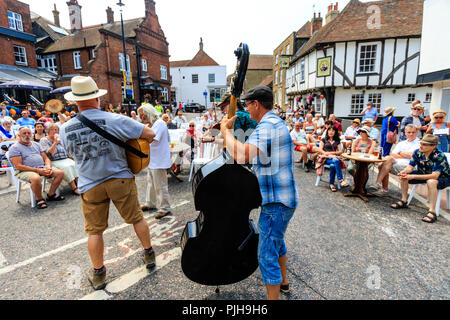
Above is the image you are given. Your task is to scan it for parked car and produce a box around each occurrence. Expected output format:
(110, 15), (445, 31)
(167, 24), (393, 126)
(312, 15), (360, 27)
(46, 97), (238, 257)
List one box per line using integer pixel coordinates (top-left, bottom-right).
(184, 103), (206, 113)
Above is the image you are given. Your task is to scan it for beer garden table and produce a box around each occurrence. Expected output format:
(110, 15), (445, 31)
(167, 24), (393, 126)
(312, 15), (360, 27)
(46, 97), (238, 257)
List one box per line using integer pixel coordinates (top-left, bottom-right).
(342, 152), (386, 202)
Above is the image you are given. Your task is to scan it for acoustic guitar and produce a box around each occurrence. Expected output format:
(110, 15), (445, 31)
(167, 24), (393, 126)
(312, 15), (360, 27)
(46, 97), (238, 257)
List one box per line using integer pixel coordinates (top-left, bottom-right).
(126, 139), (150, 175)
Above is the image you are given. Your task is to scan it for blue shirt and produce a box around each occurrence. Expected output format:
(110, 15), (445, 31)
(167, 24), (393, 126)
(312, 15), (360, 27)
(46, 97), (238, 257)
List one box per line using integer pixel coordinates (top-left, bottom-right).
(247, 110), (298, 209)
(17, 117), (36, 128)
(362, 108), (379, 122)
(409, 148), (450, 178)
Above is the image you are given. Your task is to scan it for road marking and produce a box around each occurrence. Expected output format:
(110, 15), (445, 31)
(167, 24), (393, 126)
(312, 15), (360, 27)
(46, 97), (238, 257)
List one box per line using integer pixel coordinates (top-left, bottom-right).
(0, 200), (190, 277)
(0, 251), (7, 267)
(80, 247), (181, 300)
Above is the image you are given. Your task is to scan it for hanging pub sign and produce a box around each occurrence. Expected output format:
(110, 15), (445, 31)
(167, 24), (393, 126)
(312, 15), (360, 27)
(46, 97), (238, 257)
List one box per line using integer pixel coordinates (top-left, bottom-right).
(280, 56), (290, 68)
(317, 56), (332, 77)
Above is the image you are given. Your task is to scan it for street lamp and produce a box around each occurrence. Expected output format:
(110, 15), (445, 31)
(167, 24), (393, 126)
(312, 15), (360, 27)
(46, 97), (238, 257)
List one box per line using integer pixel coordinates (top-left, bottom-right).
(116, 0), (127, 73)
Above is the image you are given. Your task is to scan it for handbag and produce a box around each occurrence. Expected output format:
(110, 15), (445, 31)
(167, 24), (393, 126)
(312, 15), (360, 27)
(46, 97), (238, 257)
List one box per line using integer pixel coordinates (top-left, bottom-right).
(76, 114), (149, 174)
(330, 141), (347, 169)
(386, 116), (397, 144)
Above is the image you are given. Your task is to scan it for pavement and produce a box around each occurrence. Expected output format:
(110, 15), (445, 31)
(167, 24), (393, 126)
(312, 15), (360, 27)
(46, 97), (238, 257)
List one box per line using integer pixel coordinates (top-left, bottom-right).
(0, 115), (448, 300)
(0, 160), (448, 300)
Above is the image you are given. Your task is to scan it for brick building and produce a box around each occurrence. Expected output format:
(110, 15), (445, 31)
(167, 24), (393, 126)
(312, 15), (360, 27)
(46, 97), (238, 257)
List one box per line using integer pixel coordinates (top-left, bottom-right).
(273, 13), (320, 109)
(43, 0), (171, 109)
(245, 55), (273, 93)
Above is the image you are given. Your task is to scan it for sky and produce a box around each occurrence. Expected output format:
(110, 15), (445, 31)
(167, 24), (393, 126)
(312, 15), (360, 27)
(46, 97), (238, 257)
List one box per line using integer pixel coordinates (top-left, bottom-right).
(21, 0), (359, 74)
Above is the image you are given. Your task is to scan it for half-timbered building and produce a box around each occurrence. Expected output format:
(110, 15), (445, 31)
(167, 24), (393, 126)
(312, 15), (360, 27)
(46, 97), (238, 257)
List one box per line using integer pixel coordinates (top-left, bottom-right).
(286, 0), (431, 120)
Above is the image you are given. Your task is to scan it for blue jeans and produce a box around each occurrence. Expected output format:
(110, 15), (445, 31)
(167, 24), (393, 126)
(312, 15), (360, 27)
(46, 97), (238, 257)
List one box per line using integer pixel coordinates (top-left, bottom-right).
(257, 203), (295, 285)
(325, 158), (343, 185)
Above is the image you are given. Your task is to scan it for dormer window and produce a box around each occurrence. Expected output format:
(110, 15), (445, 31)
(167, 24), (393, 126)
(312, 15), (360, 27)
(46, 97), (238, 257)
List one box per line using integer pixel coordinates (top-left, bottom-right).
(8, 11), (23, 32)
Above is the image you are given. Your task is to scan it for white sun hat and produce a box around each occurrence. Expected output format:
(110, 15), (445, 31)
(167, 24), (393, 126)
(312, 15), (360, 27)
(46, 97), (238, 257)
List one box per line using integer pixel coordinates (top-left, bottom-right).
(64, 76), (108, 101)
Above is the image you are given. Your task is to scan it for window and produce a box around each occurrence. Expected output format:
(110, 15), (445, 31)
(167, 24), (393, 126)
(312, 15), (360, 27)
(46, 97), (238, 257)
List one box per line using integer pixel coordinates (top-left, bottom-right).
(73, 51), (82, 69)
(314, 96), (322, 114)
(8, 11), (23, 32)
(407, 93), (416, 103)
(274, 70), (278, 85)
(37, 54), (56, 72)
(275, 54), (278, 65)
(208, 73), (215, 83)
(351, 94), (365, 114)
(119, 53), (130, 72)
(162, 88), (169, 102)
(300, 60), (305, 82)
(286, 44), (290, 55)
(13, 45), (27, 66)
(358, 43), (378, 73)
(142, 59), (147, 72)
(368, 93), (382, 113)
(210, 88), (222, 103)
(92, 49), (96, 58)
(192, 74), (198, 83)
(160, 65), (167, 80)
(425, 93), (432, 103)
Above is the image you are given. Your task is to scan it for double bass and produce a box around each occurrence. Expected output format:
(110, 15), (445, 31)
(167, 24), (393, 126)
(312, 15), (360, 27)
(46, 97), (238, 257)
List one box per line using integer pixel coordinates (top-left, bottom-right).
(180, 43), (262, 286)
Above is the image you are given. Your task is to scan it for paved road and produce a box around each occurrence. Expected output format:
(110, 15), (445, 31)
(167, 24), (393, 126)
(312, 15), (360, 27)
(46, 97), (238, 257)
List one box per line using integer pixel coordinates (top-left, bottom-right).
(0, 119), (448, 300)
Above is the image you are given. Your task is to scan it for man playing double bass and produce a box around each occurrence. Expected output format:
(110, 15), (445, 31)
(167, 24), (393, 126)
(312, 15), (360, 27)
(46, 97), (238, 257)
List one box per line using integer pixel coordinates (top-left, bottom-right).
(60, 76), (157, 290)
(220, 85), (299, 300)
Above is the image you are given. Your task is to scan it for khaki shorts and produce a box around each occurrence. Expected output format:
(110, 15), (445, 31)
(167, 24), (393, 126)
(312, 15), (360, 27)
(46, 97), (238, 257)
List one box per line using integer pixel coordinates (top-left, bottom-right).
(15, 166), (59, 182)
(80, 178), (144, 235)
(391, 161), (408, 175)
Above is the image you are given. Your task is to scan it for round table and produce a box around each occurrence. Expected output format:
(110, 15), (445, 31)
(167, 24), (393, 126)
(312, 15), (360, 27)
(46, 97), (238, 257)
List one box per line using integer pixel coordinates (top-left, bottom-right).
(168, 142), (191, 181)
(342, 153), (386, 202)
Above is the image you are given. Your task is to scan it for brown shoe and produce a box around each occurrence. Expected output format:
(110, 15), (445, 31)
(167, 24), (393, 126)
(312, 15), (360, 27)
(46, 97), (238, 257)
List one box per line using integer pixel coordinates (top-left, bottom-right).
(143, 250), (156, 269)
(155, 211), (171, 219)
(88, 267), (107, 290)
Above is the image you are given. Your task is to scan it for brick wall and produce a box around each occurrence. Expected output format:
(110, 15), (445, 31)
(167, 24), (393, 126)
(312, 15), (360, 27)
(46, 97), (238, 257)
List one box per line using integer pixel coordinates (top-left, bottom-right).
(0, 0), (37, 68)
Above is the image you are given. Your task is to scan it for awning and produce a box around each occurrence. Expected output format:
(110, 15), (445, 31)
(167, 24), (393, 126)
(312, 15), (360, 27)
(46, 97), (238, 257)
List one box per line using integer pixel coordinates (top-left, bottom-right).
(0, 80), (52, 91)
(0, 64), (56, 87)
(142, 82), (163, 90)
(50, 86), (72, 94)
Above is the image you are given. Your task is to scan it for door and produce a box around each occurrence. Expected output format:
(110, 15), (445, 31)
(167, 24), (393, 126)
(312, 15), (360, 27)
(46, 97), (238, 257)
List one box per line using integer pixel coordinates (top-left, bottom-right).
(440, 88), (450, 115)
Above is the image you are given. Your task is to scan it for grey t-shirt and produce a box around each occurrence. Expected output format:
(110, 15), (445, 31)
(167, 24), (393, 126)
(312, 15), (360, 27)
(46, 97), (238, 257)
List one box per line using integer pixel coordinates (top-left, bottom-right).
(8, 141), (45, 169)
(59, 109), (145, 193)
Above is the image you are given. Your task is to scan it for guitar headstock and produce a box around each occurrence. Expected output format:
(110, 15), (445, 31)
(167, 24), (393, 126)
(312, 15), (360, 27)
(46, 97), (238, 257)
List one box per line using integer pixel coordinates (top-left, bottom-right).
(230, 43), (249, 99)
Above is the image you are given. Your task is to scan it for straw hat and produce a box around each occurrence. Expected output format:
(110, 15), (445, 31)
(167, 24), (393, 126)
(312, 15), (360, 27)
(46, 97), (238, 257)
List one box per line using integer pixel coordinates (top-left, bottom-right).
(45, 99), (64, 114)
(352, 118), (361, 125)
(362, 118), (375, 125)
(432, 109), (447, 116)
(412, 103), (424, 111)
(357, 125), (372, 135)
(64, 76), (107, 101)
(384, 107), (396, 117)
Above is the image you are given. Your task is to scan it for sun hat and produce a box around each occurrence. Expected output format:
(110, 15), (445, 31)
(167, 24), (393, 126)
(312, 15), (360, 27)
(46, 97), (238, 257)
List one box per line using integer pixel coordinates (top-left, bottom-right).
(352, 118), (361, 125)
(45, 99), (64, 114)
(384, 107), (396, 117)
(362, 118), (375, 125)
(64, 76), (108, 102)
(432, 109), (447, 116)
(357, 125), (372, 135)
(411, 103), (424, 111)
(420, 134), (439, 145)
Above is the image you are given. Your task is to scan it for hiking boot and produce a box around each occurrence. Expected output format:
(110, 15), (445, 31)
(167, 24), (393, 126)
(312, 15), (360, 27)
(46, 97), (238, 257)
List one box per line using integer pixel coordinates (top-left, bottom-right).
(143, 249), (156, 269)
(88, 267), (106, 290)
(280, 283), (290, 294)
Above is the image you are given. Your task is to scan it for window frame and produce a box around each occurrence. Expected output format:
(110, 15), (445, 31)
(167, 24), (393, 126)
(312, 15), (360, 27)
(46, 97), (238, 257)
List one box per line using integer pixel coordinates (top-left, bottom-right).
(208, 73), (215, 84)
(13, 45), (27, 66)
(119, 53), (130, 72)
(160, 65), (167, 80)
(367, 93), (382, 113)
(357, 42), (381, 74)
(142, 59), (148, 72)
(350, 93), (365, 115)
(425, 93), (432, 103)
(407, 93), (416, 103)
(192, 74), (198, 84)
(8, 11), (23, 32)
(73, 51), (82, 70)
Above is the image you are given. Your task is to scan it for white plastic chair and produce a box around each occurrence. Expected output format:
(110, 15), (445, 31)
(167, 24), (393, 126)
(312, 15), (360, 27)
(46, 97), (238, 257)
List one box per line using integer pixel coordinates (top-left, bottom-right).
(406, 153), (450, 217)
(188, 142), (218, 182)
(1, 141), (17, 186)
(6, 152), (59, 208)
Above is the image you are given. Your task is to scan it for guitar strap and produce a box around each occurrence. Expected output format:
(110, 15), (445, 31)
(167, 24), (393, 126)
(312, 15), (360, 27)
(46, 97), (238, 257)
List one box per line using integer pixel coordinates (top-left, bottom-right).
(76, 114), (148, 158)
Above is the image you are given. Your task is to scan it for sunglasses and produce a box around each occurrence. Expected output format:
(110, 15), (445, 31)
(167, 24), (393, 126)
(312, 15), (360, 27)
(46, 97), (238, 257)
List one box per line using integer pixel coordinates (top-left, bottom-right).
(434, 116), (444, 119)
(189, 125), (195, 127)
(412, 108), (421, 111)
(420, 143), (433, 147)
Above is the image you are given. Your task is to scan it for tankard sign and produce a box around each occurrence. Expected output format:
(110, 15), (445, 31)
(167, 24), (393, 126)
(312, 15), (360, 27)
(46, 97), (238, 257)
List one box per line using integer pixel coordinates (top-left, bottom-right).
(317, 57), (332, 77)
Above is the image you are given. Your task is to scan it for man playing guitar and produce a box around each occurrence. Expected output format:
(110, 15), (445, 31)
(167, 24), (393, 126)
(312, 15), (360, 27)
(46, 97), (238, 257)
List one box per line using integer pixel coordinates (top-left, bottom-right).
(60, 76), (157, 290)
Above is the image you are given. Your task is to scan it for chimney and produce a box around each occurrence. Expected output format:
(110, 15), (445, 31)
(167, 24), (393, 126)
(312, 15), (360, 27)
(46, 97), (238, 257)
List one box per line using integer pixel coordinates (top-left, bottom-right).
(144, 0), (156, 16)
(311, 11), (323, 34)
(106, 7), (114, 24)
(326, 2), (340, 24)
(66, 0), (82, 32)
(199, 37), (203, 51)
(52, 4), (60, 27)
